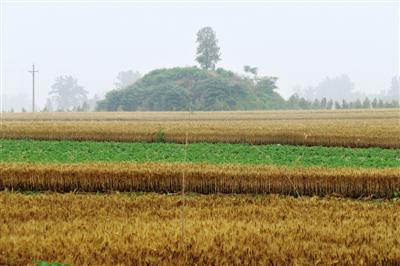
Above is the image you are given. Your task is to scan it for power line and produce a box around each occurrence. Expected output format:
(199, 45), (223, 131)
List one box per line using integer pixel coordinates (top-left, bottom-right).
(28, 64), (38, 112)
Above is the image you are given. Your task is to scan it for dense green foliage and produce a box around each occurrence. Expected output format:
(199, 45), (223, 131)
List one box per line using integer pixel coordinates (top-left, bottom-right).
(2, 139), (399, 168)
(96, 67), (285, 111)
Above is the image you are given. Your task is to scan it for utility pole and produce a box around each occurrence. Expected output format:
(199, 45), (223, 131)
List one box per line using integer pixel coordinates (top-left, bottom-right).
(28, 64), (38, 112)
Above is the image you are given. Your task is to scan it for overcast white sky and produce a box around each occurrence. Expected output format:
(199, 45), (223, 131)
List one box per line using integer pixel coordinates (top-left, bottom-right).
(1, 1), (399, 110)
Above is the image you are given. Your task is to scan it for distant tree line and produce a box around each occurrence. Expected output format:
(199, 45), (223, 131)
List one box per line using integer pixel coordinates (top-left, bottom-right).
(296, 75), (400, 104)
(4, 94), (398, 113)
(285, 95), (399, 110)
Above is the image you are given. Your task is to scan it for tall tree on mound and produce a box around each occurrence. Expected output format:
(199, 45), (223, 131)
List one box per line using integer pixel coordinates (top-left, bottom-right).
(195, 27), (221, 70)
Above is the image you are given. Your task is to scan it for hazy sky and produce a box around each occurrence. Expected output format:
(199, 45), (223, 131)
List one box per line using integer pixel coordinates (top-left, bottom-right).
(1, 1), (399, 110)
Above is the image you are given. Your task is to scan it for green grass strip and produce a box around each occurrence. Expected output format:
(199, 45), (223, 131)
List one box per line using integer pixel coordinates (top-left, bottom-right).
(1, 139), (399, 168)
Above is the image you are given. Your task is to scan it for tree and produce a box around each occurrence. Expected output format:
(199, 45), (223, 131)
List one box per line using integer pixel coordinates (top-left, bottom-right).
(362, 97), (371, 109)
(353, 99), (362, 109)
(256, 77), (278, 95)
(383, 99), (399, 108)
(391, 100), (400, 108)
(86, 94), (100, 111)
(320, 97), (327, 109)
(287, 94), (300, 109)
(44, 98), (54, 112)
(371, 98), (378, 109)
(49, 75), (88, 111)
(313, 75), (355, 101)
(387, 76), (400, 100)
(298, 97), (311, 109)
(378, 99), (384, 108)
(342, 99), (349, 109)
(384, 101), (392, 108)
(78, 101), (90, 112)
(244, 65), (258, 77)
(195, 27), (221, 70)
(334, 101), (341, 109)
(115, 70), (141, 89)
(326, 99), (334, 109)
(312, 99), (321, 109)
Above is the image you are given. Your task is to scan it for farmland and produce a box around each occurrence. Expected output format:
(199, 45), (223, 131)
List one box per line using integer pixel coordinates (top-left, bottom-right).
(2, 109), (400, 148)
(1, 109), (400, 265)
(3, 109), (399, 121)
(2, 162), (399, 197)
(1, 139), (399, 168)
(1, 192), (400, 266)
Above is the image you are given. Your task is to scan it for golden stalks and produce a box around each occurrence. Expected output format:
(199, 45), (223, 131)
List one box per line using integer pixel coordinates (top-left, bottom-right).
(2, 109), (399, 148)
(1, 162), (399, 198)
(1, 192), (399, 265)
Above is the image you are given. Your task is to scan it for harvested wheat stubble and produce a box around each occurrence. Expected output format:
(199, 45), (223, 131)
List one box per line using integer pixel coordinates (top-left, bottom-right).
(1, 162), (399, 198)
(1, 192), (399, 266)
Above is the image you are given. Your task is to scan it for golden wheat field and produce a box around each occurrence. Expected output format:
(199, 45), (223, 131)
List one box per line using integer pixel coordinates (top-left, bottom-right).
(1, 162), (400, 198)
(1, 109), (400, 265)
(2, 109), (400, 148)
(3, 109), (399, 121)
(1, 192), (399, 266)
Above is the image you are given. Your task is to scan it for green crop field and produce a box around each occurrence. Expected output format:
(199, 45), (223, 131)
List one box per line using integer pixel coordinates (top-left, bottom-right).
(1, 139), (399, 168)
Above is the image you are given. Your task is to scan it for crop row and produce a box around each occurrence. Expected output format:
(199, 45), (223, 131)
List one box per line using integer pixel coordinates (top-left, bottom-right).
(2, 139), (399, 168)
(1, 192), (399, 265)
(3, 109), (399, 121)
(2, 118), (399, 148)
(1, 162), (399, 198)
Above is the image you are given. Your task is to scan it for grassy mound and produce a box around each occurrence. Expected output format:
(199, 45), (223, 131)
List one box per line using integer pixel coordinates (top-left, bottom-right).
(96, 67), (285, 111)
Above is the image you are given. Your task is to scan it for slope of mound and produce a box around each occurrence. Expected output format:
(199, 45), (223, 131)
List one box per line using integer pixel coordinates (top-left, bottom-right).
(97, 67), (285, 111)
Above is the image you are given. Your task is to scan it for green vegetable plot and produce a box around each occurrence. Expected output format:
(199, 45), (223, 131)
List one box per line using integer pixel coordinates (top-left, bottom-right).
(1, 139), (399, 168)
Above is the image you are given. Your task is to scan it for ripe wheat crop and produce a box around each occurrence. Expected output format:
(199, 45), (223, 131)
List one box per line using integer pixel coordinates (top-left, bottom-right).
(3, 108), (399, 121)
(1, 162), (399, 198)
(2, 119), (399, 148)
(1, 192), (399, 265)
(2, 109), (399, 148)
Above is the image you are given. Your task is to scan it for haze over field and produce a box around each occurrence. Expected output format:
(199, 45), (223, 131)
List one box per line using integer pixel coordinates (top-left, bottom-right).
(0, 1), (399, 111)
(1, 2), (400, 265)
